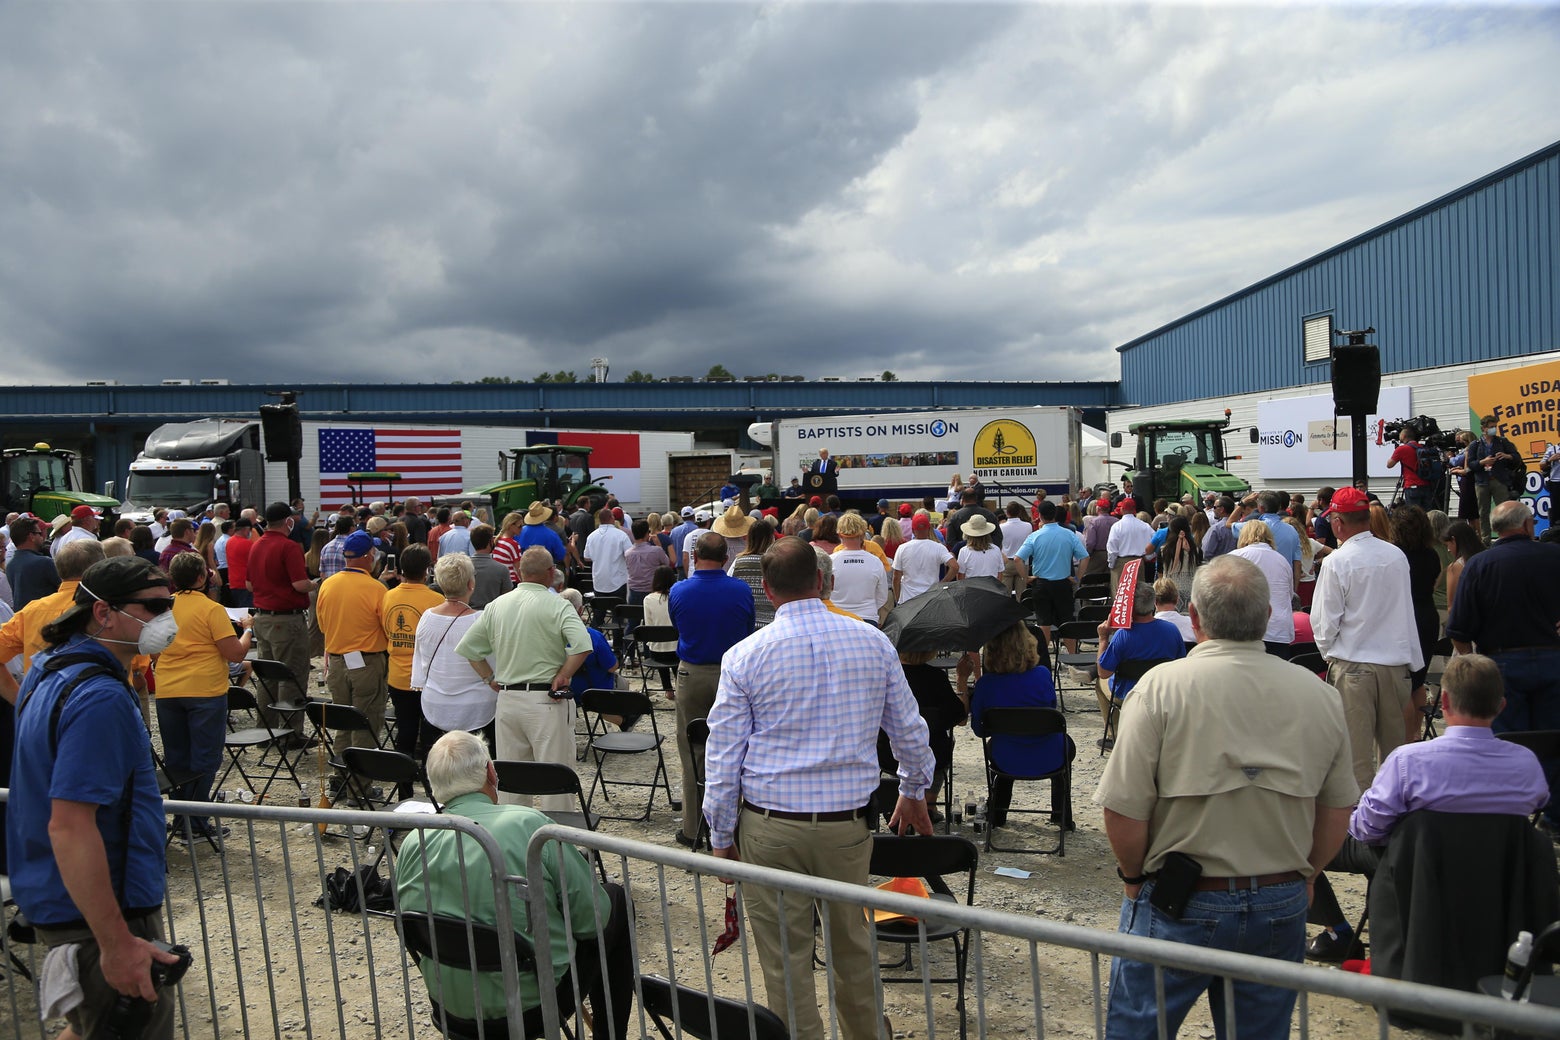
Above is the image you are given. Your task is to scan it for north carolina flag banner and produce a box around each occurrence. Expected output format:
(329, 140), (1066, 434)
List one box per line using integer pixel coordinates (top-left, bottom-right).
(527, 430), (641, 503)
(318, 427), (463, 509)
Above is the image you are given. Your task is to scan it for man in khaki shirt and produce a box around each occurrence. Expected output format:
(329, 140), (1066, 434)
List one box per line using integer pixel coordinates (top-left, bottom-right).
(1094, 555), (1357, 1040)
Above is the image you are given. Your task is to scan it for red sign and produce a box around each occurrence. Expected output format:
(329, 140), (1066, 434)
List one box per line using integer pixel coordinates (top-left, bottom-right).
(1108, 558), (1142, 629)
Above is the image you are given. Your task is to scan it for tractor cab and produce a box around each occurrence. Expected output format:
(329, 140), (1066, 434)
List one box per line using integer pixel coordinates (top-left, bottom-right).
(1, 444), (120, 522)
(1111, 420), (1249, 506)
(460, 445), (610, 519)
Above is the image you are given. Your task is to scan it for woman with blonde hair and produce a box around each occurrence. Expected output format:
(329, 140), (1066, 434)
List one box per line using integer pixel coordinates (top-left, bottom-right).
(945, 473), (964, 513)
(962, 623), (1073, 829)
(877, 512), (906, 559)
(1229, 521), (1296, 653)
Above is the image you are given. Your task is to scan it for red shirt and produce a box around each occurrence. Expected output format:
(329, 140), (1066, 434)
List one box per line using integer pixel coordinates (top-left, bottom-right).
(248, 529), (309, 610)
(1389, 442), (1427, 487)
(226, 533), (255, 588)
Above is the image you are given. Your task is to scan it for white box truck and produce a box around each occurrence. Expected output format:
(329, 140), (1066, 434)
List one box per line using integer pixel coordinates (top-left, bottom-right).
(754, 406), (1087, 508)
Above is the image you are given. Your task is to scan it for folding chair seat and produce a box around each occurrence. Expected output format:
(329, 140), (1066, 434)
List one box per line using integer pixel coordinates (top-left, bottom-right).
(641, 973), (789, 1040)
(1078, 571), (1110, 589)
(1052, 620), (1101, 699)
(606, 603), (643, 664)
(578, 689), (675, 821)
(631, 625), (679, 698)
(584, 593), (621, 629)
(397, 912), (578, 1040)
(1286, 641), (1318, 661)
(867, 835), (980, 1040)
(342, 747), (432, 868)
(979, 706), (1072, 855)
(1288, 652), (1326, 678)
(1074, 604), (1109, 624)
(215, 685), (301, 803)
(493, 760), (607, 882)
(1099, 657), (1172, 753)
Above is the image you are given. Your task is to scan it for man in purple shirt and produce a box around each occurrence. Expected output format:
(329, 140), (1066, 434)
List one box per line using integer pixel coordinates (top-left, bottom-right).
(1305, 653), (1549, 961)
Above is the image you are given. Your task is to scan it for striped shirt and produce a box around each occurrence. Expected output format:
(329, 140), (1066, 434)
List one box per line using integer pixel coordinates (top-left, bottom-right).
(492, 534), (522, 583)
(703, 598), (933, 849)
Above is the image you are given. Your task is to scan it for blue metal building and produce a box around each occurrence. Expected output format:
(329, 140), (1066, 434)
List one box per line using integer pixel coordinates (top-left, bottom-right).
(1118, 140), (1559, 407)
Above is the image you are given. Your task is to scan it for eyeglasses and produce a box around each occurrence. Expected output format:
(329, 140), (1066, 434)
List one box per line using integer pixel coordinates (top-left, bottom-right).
(113, 596), (175, 616)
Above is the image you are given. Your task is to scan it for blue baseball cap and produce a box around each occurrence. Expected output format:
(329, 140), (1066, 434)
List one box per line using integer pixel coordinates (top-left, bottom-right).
(343, 531), (382, 558)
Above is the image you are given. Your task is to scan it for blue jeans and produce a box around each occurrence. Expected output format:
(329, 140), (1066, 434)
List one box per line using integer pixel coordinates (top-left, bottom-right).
(1490, 648), (1560, 825)
(156, 695), (229, 830)
(1107, 879), (1308, 1040)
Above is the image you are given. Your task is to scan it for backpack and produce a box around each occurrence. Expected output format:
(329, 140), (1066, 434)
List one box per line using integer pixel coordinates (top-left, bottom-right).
(1413, 443), (1445, 489)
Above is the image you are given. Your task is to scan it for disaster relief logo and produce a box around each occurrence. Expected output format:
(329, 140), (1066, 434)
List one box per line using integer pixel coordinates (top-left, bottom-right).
(972, 419), (1038, 478)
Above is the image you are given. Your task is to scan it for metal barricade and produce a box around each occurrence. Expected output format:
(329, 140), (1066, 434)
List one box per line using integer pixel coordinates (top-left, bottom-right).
(1, 793), (534, 1040)
(525, 823), (1560, 1040)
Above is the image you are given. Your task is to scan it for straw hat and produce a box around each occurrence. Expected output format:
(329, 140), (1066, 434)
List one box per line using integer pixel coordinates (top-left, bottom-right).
(962, 515), (996, 539)
(523, 501), (553, 526)
(711, 504), (755, 538)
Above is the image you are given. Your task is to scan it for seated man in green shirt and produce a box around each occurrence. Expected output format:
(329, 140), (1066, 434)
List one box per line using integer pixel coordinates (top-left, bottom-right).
(396, 731), (634, 1038)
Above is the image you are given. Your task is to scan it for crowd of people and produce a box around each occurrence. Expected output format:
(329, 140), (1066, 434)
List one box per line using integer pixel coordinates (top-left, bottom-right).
(1, 449), (1557, 1039)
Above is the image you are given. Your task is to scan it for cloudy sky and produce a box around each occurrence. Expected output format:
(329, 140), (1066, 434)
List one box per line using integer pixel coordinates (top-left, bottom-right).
(2, 1), (1556, 387)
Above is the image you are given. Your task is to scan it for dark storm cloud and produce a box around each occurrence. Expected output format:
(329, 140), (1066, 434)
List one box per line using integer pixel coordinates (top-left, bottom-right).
(0, 3), (1556, 387)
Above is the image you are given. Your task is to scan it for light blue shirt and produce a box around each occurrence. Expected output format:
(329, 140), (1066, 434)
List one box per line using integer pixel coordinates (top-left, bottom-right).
(703, 599), (933, 849)
(1016, 523), (1087, 581)
(1235, 513), (1301, 564)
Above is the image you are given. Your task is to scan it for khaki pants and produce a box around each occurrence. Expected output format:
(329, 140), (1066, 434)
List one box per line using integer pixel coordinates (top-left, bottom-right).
(1475, 479), (1512, 537)
(495, 690), (576, 812)
(1328, 659), (1412, 791)
(35, 912), (175, 1040)
(674, 662), (720, 841)
(325, 650), (388, 757)
(252, 611), (309, 736)
(739, 809), (882, 1040)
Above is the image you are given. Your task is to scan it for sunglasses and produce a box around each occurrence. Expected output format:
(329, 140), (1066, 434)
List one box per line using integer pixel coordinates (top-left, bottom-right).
(113, 596), (176, 616)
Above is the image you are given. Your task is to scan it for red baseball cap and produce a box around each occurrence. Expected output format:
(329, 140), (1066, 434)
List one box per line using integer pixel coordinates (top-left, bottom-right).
(71, 505), (102, 521)
(899, 503), (914, 517)
(1114, 497), (1137, 517)
(911, 513), (932, 531)
(809, 496), (823, 507)
(1322, 487), (1371, 516)
(1095, 497), (1111, 512)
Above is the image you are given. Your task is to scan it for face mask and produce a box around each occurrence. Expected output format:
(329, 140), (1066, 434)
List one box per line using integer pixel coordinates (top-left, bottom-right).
(110, 607), (180, 655)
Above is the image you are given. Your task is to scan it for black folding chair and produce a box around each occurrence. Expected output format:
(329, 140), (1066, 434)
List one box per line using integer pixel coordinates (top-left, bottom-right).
(641, 973), (789, 1040)
(493, 760), (607, 881)
(868, 835), (980, 1040)
(215, 685), (301, 803)
(397, 911), (578, 1040)
(578, 689), (675, 821)
(249, 657), (315, 738)
(1052, 620), (1102, 704)
(1289, 652), (1327, 678)
(683, 718), (711, 851)
(305, 701), (382, 809)
(606, 603), (643, 665)
(631, 625), (679, 698)
(1497, 731), (1560, 826)
(979, 706), (1072, 856)
(1099, 657), (1172, 753)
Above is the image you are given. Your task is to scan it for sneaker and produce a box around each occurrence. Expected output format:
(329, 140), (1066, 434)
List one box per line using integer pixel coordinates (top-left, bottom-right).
(673, 831), (698, 849)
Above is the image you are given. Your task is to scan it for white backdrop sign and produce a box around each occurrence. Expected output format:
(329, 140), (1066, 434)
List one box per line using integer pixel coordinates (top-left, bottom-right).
(1256, 386), (1412, 479)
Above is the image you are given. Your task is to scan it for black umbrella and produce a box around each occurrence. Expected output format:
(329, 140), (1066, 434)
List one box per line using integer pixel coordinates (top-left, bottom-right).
(882, 576), (1028, 652)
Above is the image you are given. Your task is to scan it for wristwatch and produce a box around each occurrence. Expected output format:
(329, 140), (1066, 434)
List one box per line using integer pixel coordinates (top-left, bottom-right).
(1116, 866), (1149, 885)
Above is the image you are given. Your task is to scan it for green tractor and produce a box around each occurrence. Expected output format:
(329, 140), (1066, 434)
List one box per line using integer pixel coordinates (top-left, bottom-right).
(1110, 418), (1250, 506)
(2, 444), (120, 523)
(459, 445), (611, 519)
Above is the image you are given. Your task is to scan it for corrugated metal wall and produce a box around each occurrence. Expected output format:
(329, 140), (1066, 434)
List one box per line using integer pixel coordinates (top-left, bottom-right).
(1119, 143), (1560, 407)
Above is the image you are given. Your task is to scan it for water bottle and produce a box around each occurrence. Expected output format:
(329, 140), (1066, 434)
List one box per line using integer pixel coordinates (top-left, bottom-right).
(297, 784), (310, 809)
(1502, 930), (1533, 1000)
(963, 790), (977, 819)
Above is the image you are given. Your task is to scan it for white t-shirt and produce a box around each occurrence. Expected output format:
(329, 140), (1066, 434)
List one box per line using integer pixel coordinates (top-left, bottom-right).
(583, 523), (633, 592)
(1229, 544), (1296, 644)
(892, 537), (954, 603)
(957, 545), (1006, 580)
(411, 610), (497, 732)
(831, 548), (889, 620)
(998, 518), (1034, 559)
(1153, 609), (1196, 642)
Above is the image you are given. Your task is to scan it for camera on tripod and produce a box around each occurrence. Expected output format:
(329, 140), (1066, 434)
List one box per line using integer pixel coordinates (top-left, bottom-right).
(1383, 415), (1460, 452)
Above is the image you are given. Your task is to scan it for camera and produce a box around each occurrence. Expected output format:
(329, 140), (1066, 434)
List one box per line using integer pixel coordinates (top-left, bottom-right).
(104, 941), (193, 1039)
(1383, 415), (1460, 452)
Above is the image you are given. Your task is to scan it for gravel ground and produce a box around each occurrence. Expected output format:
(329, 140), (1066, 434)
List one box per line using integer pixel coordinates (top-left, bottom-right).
(4, 666), (1405, 1040)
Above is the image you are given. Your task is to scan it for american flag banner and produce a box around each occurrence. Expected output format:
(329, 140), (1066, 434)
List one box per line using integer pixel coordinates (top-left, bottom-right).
(318, 427), (463, 509)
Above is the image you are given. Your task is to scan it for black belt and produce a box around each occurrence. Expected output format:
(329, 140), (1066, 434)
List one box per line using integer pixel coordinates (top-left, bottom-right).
(498, 682), (555, 692)
(254, 608), (306, 615)
(742, 799), (868, 823)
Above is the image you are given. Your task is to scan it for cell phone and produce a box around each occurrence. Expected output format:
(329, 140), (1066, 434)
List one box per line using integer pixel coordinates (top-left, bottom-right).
(385, 554), (397, 571)
(1149, 851), (1203, 921)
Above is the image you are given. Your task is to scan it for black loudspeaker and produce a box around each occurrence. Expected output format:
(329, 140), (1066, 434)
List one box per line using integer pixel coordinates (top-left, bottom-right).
(259, 402), (303, 462)
(1330, 345), (1381, 415)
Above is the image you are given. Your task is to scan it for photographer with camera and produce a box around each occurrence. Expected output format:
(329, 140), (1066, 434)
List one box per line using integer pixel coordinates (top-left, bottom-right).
(1386, 421), (1437, 510)
(8, 556), (189, 1040)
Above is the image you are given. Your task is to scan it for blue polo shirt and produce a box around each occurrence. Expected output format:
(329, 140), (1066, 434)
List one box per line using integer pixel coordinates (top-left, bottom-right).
(8, 637), (167, 926)
(517, 522), (568, 564)
(668, 568), (756, 665)
(569, 627), (618, 699)
(1016, 524), (1088, 581)
(1234, 513), (1300, 564)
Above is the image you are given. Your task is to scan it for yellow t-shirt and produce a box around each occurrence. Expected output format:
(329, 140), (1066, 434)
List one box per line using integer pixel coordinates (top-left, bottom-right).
(154, 590), (237, 699)
(382, 582), (444, 688)
(317, 568), (389, 655)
